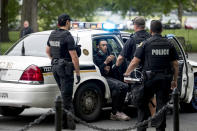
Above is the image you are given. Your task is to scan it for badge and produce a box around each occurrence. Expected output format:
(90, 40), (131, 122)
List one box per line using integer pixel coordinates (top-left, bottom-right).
(83, 49), (89, 56)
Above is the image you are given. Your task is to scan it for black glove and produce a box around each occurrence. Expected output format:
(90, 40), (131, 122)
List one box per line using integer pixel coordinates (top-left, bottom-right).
(76, 75), (81, 84)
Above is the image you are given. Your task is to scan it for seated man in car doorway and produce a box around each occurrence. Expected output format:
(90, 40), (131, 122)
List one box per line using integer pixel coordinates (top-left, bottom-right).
(93, 39), (130, 121)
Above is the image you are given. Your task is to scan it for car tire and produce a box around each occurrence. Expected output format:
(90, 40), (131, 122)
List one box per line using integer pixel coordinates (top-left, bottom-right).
(0, 106), (24, 116)
(74, 82), (103, 122)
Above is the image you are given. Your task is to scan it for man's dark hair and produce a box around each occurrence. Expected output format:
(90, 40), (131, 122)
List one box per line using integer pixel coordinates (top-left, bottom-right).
(98, 39), (107, 46)
(58, 13), (71, 26)
(150, 20), (162, 33)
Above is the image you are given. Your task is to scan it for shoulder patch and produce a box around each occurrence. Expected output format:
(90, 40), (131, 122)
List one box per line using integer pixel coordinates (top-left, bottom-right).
(138, 42), (143, 47)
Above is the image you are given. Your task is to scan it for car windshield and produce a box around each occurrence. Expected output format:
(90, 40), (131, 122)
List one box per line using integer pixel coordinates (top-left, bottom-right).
(6, 34), (79, 57)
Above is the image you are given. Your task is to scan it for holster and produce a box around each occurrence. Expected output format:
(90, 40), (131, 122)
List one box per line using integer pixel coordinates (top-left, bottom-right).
(52, 58), (74, 75)
(144, 71), (156, 80)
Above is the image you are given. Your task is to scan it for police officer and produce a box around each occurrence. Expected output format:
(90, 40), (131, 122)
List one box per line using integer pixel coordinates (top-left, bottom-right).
(115, 17), (150, 69)
(46, 13), (80, 130)
(124, 20), (179, 131)
(94, 39), (130, 121)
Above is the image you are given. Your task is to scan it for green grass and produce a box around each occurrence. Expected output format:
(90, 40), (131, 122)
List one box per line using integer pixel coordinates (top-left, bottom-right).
(1, 31), (19, 54)
(162, 29), (197, 52)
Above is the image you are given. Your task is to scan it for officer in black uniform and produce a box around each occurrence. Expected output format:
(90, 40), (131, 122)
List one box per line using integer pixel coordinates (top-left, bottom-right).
(46, 13), (80, 130)
(115, 17), (150, 69)
(94, 39), (130, 121)
(124, 20), (179, 131)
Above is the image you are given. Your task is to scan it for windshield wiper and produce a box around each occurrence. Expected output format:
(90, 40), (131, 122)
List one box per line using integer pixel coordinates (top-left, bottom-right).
(21, 41), (25, 56)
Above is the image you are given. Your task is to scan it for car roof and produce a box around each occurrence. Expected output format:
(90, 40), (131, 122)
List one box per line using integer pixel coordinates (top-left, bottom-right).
(31, 29), (115, 37)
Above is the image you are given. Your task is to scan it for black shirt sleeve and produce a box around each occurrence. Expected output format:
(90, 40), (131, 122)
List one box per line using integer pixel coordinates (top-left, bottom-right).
(134, 42), (145, 60)
(64, 32), (75, 50)
(47, 39), (50, 47)
(120, 38), (136, 61)
(169, 43), (179, 61)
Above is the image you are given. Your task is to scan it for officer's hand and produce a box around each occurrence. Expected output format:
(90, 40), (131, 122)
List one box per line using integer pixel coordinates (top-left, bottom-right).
(171, 80), (177, 89)
(76, 75), (81, 84)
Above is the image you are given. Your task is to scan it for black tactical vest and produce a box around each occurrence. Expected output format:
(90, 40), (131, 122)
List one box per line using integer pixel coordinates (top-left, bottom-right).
(48, 30), (72, 60)
(132, 31), (150, 47)
(144, 36), (172, 71)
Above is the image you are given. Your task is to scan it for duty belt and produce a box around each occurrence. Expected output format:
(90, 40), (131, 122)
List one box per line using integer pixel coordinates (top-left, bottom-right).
(52, 58), (71, 65)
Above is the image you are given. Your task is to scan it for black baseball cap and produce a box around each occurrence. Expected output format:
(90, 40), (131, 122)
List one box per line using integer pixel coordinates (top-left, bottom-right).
(58, 13), (72, 26)
(132, 16), (145, 26)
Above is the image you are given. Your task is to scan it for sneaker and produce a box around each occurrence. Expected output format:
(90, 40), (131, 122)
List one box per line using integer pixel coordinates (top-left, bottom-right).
(118, 112), (131, 121)
(110, 112), (131, 121)
(66, 114), (76, 130)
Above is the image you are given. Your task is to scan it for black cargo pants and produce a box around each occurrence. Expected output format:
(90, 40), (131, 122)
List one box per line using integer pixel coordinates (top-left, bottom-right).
(137, 73), (172, 131)
(52, 59), (74, 114)
(106, 77), (128, 114)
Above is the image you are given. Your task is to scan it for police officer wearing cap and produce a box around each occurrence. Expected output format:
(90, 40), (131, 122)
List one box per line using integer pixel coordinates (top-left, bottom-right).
(124, 20), (179, 131)
(114, 17), (150, 78)
(46, 13), (80, 130)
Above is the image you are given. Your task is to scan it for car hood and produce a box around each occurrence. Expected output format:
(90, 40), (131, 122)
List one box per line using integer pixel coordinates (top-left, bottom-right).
(0, 56), (50, 70)
(188, 60), (197, 67)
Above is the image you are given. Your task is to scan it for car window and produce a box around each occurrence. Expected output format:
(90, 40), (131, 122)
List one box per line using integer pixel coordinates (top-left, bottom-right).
(6, 34), (78, 57)
(168, 38), (183, 60)
(92, 36), (122, 58)
(6, 34), (49, 57)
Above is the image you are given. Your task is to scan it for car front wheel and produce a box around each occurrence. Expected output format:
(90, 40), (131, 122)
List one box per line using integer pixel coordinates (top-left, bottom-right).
(74, 82), (103, 122)
(0, 106), (24, 116)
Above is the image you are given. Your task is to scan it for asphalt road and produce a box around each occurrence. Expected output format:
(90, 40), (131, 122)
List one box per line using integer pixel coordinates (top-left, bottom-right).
(0, 107), (197, 131)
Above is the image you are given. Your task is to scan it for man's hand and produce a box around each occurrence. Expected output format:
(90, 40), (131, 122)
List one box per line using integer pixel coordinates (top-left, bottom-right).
(76, 75), (81, 84)
(171, 80), (177, 90)
(104, 66), (110, 74)
(104, 55), (115, 64)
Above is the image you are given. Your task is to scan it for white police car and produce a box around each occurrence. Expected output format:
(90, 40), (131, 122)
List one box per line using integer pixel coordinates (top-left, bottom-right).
(0, 29), (126, 121)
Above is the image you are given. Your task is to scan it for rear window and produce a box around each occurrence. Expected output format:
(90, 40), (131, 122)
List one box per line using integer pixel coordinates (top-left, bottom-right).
(6, 34), (49, 57)
(6, 34), (79, 57)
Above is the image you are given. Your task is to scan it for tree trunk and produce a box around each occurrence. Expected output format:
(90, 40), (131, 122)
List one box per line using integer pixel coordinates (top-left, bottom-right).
(21, 0), (38, 32)
(0, 0), (10, 42)
(177, 2), (183, 26)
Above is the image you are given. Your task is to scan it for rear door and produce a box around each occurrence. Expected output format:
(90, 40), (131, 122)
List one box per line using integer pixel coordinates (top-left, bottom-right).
(167, 35), (194, 103)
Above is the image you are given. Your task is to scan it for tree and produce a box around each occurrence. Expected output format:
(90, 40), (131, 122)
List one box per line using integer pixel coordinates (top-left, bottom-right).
(8, 0), (20, 30)
(38, 0), (103, 30)
(0, 0), (9, 42)
(21, 0), (38, 32)
(107, 0), (197, 25)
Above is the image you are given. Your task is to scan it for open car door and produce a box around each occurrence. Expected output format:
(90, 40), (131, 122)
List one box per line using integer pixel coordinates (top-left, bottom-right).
(167, 34), (194, 103)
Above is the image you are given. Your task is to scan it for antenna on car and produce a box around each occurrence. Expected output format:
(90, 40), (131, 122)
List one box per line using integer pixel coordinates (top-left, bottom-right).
(21, 41), (25, 56)
(76, 34), (79, 45)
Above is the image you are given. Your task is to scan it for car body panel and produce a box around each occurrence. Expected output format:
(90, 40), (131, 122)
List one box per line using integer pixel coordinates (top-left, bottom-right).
(0, 29), (118, 110)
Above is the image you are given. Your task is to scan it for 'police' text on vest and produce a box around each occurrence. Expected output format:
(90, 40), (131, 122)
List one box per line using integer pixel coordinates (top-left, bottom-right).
(49, 41), (60, 47)
(152, 49), (169, 55)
